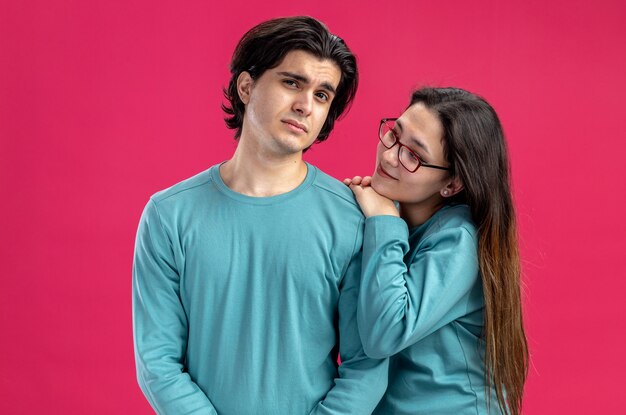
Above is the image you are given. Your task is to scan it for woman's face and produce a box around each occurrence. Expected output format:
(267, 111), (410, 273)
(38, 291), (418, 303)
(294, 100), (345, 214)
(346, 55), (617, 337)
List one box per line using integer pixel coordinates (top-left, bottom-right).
(371, 102), (451, 206)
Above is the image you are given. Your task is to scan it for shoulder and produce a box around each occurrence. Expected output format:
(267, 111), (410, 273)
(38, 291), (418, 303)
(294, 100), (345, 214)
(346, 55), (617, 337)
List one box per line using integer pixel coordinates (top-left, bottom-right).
(411, 205), (479, 273)
(421, 204), (477, 245)
(150, 166), (216, 207)
(309, 165), (361, 210)
(141, 166), (221, 226)
(430, 204), (475, 233)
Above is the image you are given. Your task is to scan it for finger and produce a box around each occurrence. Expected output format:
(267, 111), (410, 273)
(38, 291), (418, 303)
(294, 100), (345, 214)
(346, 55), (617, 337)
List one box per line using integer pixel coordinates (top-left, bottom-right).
(362, 176), (372, 186)
(351, 176), (363, 185)
(343, 178), (352, 185)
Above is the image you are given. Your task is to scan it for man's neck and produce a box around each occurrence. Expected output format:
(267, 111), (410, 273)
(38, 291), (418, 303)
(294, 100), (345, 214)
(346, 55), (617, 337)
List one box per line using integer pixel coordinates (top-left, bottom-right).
(219, 139), (308, 197)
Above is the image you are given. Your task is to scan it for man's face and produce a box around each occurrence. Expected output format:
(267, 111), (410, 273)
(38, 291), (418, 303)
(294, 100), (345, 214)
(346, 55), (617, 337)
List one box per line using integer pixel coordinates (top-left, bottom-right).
(238, 50), (342, 156)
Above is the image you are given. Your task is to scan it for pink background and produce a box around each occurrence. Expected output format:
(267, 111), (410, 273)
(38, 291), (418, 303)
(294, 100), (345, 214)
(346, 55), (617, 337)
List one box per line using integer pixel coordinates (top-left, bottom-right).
(2, 0), (625, 413)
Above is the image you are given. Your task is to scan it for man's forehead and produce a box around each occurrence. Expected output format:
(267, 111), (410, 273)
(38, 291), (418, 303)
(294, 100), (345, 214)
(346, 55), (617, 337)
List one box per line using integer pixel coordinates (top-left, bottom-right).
(272, 50), (341, 87)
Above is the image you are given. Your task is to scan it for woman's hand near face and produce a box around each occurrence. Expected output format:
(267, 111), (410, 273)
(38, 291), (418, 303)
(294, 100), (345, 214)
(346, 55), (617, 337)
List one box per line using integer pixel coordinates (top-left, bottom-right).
(343, 176), (400, 218)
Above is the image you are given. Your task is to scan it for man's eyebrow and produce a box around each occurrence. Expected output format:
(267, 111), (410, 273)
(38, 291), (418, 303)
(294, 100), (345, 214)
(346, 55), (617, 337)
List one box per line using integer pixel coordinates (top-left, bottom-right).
(396, 119), (431, 155)
(276, 71), (337, 96)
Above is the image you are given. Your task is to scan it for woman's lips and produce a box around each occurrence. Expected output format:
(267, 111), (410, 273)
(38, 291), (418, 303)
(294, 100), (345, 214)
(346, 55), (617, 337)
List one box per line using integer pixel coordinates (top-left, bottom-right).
(376, 164), (398, 180)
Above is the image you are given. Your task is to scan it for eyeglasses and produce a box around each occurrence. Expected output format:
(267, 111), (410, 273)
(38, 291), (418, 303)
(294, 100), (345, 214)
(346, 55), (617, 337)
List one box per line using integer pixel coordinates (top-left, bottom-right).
(379, 118), (450, 173)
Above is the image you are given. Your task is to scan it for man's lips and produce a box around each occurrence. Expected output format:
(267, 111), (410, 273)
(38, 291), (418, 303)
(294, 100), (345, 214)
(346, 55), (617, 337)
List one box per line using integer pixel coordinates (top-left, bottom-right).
(376, 164), (398, 180)
(282, 119), (308, 133)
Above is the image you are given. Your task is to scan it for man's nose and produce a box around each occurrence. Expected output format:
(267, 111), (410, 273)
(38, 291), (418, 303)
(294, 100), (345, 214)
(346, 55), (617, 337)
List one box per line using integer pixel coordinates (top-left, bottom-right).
(292, 92), (313, 116)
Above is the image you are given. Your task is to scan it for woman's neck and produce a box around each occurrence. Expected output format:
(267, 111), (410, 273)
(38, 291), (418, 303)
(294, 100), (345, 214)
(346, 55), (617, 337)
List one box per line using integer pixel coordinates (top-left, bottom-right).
(399, 199), (445, 228)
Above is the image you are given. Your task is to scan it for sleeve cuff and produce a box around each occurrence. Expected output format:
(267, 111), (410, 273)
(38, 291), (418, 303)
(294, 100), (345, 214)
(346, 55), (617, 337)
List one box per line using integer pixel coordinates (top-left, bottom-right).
(364, 215), (409, 240)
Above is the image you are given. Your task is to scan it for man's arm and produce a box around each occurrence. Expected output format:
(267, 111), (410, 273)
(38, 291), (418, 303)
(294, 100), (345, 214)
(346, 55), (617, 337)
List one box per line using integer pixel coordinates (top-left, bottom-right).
(309, 219), (388, 415)
(132, 199), (218, 415)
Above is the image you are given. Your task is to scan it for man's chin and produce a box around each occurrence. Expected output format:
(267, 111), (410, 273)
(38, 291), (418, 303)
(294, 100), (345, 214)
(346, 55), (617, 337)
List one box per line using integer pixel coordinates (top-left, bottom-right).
(269, 136), (310, 156)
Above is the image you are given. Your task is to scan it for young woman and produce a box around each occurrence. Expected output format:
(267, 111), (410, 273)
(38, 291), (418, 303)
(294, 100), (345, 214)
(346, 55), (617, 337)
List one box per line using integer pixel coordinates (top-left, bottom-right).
(345, 87), (528, 415)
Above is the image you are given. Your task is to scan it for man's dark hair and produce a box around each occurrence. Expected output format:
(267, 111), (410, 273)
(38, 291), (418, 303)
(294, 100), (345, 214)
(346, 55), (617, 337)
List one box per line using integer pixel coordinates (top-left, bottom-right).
(222, 16), (358, 143)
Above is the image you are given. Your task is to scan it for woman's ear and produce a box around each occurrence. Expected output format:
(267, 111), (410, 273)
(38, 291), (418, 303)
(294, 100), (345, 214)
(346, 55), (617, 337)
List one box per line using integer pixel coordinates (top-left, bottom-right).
(440, 177), (464, 198)
(236, 71), (253, 104)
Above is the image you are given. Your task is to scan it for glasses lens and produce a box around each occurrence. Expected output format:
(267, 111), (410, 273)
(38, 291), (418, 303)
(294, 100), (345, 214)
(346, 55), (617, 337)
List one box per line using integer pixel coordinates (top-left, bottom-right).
(379, 121), (397, 148)
(399, 146), (420, 172)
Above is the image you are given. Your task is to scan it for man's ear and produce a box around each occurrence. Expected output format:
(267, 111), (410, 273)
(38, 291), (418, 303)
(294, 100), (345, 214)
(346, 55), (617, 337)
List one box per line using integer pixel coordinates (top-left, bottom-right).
(236, 71), (253, 105)
(440, 177), (464, 198)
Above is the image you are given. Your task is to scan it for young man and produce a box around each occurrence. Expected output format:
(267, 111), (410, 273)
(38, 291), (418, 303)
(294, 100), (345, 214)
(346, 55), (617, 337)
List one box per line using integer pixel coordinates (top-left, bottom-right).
(132, 16), (387, 414)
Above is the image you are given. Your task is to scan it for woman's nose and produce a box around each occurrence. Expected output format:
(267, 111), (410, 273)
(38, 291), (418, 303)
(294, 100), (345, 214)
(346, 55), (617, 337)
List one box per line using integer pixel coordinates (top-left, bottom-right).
(380, 142), (400, 166)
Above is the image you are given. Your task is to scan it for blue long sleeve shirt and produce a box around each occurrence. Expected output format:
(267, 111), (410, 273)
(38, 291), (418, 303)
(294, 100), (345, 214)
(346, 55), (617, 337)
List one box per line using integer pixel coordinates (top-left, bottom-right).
(357, 205), (500, 414)
(132, 163), (387, 414)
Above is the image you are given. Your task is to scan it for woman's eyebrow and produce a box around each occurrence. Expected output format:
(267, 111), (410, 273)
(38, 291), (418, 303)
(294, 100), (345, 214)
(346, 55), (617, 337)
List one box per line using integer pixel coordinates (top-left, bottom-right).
(396, 119), (431, 155)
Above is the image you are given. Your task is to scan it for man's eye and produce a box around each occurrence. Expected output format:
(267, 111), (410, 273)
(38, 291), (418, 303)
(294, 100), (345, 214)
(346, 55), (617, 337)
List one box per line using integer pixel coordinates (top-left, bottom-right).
(283, 79), (298, 87)
(316, 92), (329, 102)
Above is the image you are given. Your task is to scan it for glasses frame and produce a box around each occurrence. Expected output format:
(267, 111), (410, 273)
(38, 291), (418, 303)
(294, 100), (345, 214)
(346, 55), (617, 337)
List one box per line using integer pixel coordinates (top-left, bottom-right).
(379, 118), (450, 172)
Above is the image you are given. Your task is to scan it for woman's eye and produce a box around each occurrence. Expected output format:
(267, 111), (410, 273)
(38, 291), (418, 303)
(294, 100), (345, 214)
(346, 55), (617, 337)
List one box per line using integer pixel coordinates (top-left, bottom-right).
(408, 151), (421, 162)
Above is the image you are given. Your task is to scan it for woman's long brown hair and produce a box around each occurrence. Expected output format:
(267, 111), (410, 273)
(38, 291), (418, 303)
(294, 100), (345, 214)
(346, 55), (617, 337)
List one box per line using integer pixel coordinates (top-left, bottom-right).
(410, 87), (529, 415)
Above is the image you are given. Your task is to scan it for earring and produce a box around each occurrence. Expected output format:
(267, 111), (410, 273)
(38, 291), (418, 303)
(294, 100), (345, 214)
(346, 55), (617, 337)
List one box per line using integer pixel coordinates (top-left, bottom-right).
(443, 190), (449, 196)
